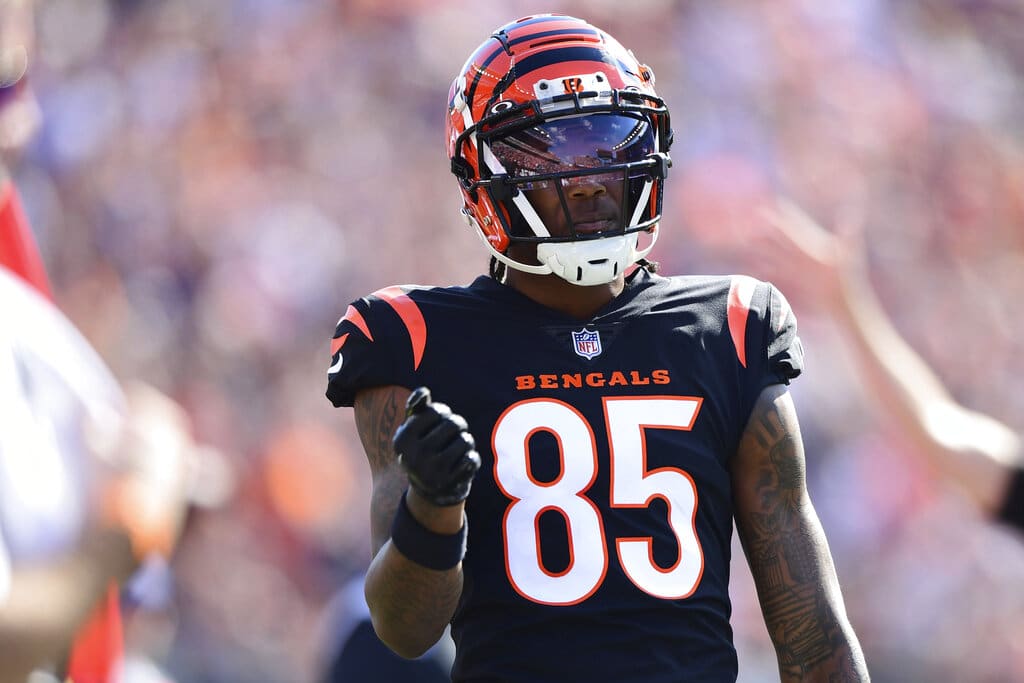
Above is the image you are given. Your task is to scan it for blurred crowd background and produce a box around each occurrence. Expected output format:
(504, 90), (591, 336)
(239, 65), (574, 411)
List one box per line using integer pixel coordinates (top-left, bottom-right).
(11, 0), (1024, 681)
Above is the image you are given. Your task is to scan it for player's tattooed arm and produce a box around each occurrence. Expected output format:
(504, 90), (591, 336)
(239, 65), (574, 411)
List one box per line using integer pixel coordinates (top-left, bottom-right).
(355, 384), (409, 553)
(353, 385), (464, 659)
(731, 384), (870, 682)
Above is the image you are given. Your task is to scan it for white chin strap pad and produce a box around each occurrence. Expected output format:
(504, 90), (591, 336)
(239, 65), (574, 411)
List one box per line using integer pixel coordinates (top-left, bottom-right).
(536, 234), (638, 286)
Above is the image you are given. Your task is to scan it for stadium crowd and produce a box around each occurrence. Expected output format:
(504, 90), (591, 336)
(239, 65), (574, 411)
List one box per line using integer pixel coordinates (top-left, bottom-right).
(11, 0), (1024, 680)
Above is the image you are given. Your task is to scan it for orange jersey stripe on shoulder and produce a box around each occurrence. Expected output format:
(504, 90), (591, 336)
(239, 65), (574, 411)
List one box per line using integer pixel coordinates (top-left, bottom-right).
(331, 305), (371, 355)
(342, 304), (373, 341)
(373, 286), (427, 371)
(330, 332), (349, 356)
(727, 276), (757, 368)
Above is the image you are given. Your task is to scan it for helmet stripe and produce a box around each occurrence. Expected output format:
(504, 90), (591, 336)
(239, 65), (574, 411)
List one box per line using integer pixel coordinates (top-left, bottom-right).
(466, 20), (601, 107)
(472, 44), (616, 107)
(465, 47), (510, 113)
(464, 17), (575, 106)
(507, 27), (601, 48)
(513, 46), (614, 81)
(500, 14), (574, 35)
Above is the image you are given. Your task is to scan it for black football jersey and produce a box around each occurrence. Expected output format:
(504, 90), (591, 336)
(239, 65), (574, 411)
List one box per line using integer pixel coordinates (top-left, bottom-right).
(326, 268), (803, 683)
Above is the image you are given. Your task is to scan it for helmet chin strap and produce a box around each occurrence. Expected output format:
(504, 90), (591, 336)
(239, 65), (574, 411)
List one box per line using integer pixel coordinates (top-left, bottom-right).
(537, 236), (633, 286)
(472, 226), (553, 276)
(471, 220), (660, 286)
(537, 229), (658, 286)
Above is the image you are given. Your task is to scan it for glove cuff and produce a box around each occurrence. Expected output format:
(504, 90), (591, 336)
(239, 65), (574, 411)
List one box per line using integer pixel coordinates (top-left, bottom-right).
(390, 491), (468, 570)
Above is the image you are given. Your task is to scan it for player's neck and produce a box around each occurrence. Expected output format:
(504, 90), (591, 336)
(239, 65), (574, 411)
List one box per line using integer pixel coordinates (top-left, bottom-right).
(505, 270), (624, 320)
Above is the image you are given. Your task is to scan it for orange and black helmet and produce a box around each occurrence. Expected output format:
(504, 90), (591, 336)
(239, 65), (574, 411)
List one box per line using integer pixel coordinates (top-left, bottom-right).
(446, 14), (672, 284)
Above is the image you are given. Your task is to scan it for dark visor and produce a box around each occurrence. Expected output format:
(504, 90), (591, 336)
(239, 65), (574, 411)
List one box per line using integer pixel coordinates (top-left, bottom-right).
(490, 113), (655, 182)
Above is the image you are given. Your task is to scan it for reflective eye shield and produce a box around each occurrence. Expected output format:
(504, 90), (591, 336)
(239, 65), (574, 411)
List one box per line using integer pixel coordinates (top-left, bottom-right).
(450, 87), (671, 193)
(489, 113), (656, 178)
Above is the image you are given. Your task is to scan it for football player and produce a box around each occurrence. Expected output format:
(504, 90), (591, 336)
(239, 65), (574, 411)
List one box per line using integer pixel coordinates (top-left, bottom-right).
(0, 271), (193, 682)
(326, 15), (869, 681)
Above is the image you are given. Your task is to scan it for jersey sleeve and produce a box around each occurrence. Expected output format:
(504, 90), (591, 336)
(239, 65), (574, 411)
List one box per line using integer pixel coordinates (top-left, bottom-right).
(324, 287), (424, 408)
(727, 276), (804, 417)
(760, 282), (803, 384)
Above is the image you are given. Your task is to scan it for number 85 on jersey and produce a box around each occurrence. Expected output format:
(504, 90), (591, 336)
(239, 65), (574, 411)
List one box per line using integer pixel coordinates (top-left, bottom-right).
(492, 395), (704, 606)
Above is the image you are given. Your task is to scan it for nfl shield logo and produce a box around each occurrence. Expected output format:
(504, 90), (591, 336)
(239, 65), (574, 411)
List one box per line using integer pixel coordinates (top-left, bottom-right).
(572, 328), (602, 360)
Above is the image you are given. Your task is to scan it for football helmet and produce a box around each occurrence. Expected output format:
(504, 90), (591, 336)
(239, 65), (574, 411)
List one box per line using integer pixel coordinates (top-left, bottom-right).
(447, 14), (672, 286)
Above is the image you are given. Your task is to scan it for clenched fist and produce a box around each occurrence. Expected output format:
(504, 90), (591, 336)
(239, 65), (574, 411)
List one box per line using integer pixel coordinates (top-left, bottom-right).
(392, 387), (481, 507)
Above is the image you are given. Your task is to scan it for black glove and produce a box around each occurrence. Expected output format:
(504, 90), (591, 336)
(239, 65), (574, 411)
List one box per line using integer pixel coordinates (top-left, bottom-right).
(393, 387), (481, 507)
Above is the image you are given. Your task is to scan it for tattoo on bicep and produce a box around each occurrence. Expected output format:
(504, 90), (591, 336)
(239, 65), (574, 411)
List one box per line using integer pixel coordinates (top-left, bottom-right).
(743, 397), (846, 675)
(756, 403), (804, 499)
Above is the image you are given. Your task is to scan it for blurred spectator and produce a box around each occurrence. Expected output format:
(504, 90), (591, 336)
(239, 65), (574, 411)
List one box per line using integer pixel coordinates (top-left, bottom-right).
(1, 2), (197, 681)
(757, 199), (1023, 528)
(0, 267), (195, 681)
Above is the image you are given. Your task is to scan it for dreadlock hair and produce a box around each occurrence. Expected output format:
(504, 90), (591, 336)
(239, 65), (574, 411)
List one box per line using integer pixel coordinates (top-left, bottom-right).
(636, 257), (660, 274)
(489, 256), (507, 283)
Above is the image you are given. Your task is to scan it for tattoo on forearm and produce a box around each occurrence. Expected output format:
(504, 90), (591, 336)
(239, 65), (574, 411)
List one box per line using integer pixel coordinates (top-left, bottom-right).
(356, 387), (411, 553)
(742, 395), (859, 679)
(356, 388), (403, 471)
